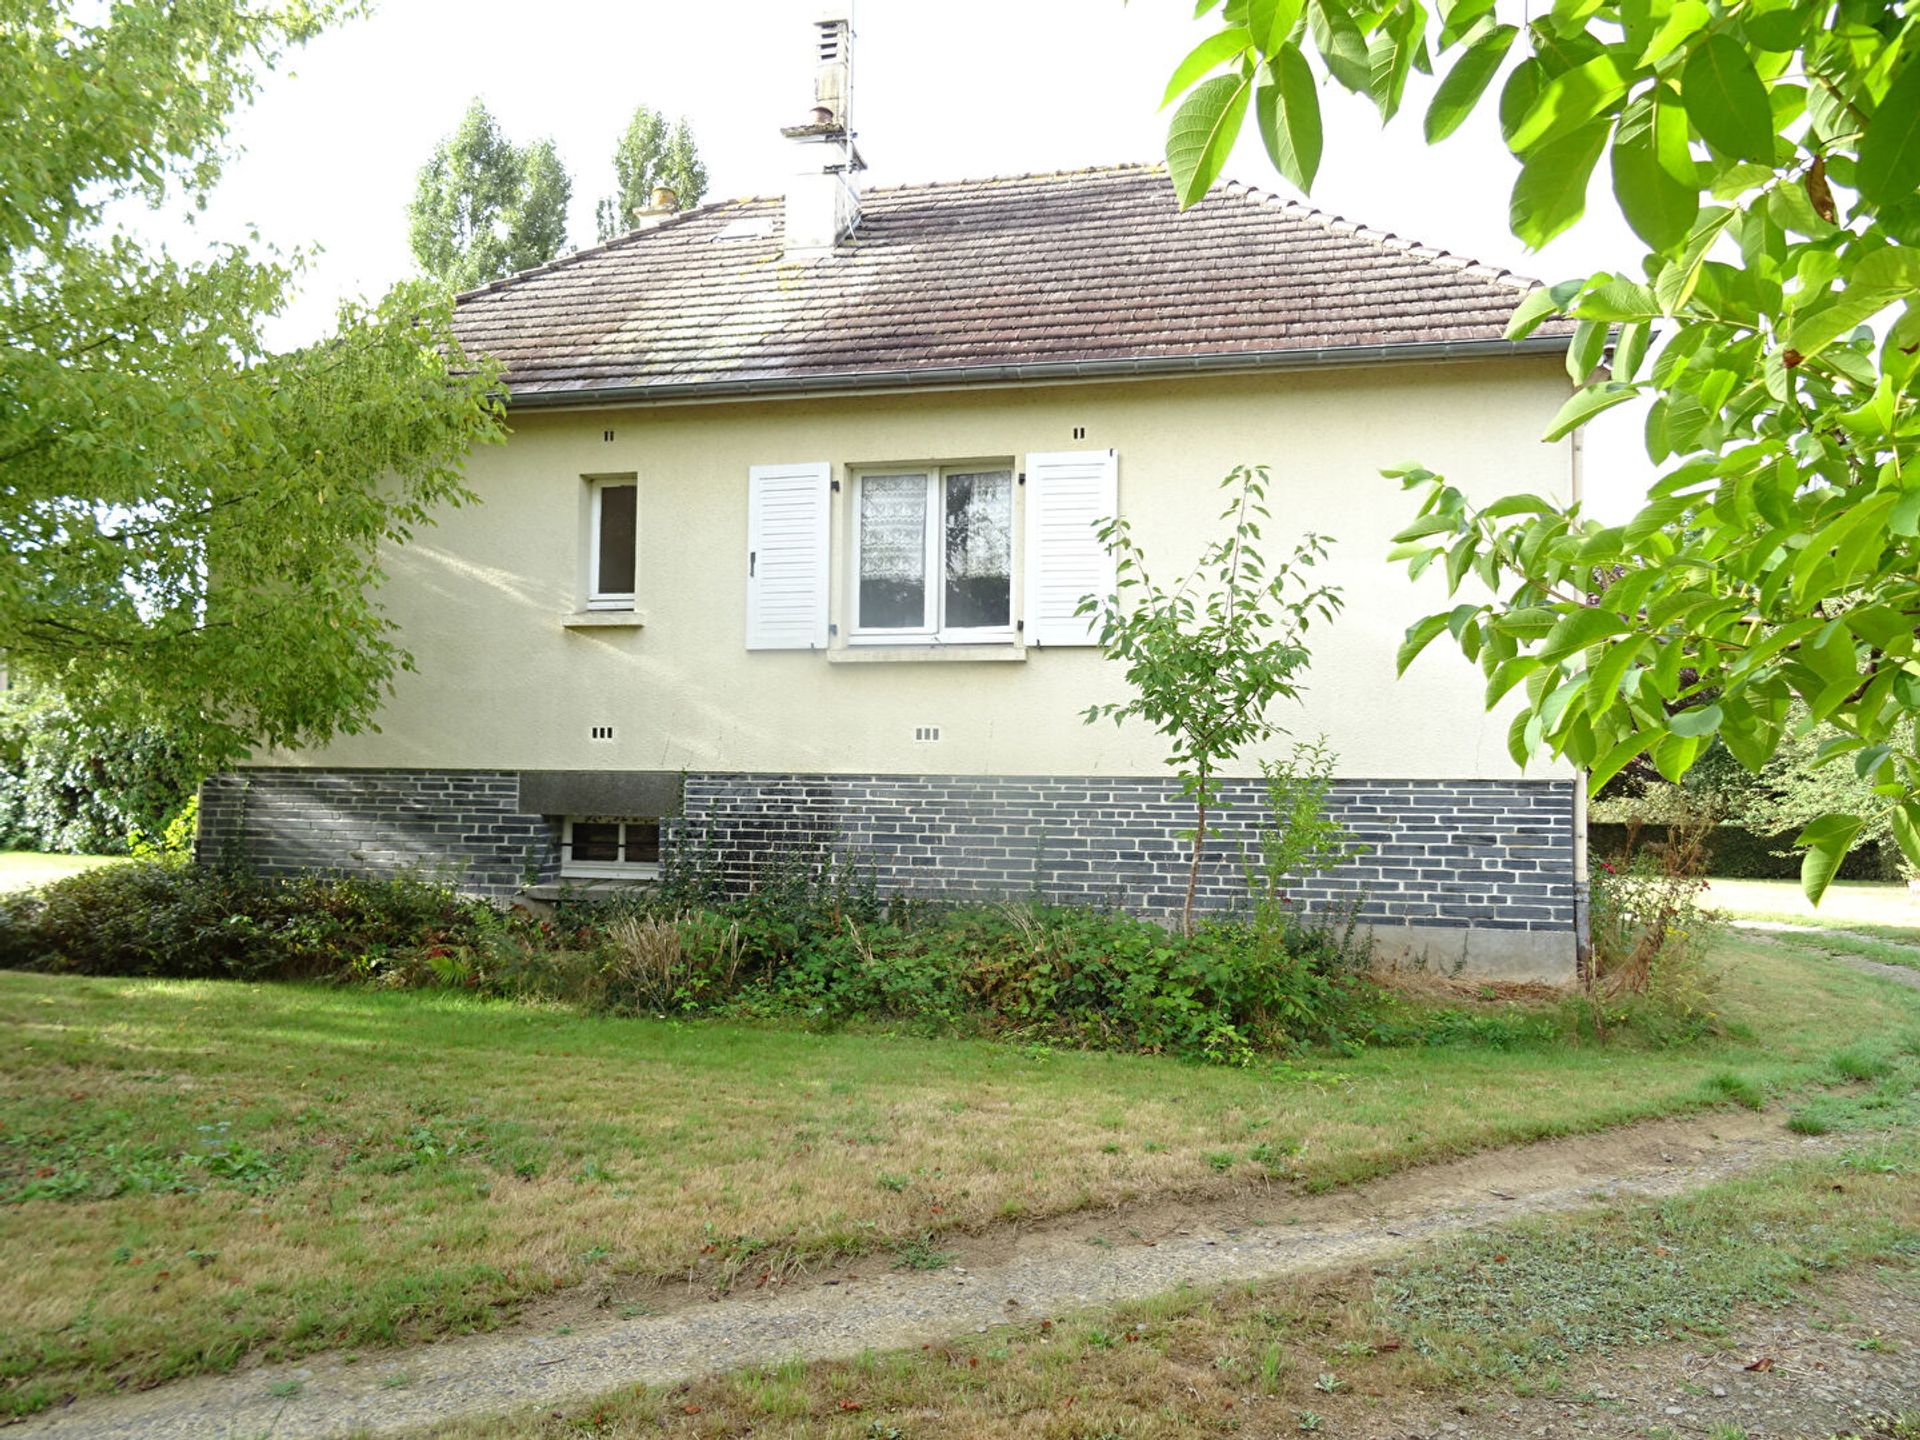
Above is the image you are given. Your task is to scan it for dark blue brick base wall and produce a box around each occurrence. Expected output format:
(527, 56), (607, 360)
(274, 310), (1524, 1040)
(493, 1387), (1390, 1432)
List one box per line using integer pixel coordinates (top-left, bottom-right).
(683, 774), (1576, 934)
(197, 770), (557, 900)
(199, 769), (1576, 936)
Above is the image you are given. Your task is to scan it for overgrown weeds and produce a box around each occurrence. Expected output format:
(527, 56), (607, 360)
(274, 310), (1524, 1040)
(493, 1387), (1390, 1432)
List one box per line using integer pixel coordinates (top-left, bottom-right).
(1587, 810), (1726, 1041)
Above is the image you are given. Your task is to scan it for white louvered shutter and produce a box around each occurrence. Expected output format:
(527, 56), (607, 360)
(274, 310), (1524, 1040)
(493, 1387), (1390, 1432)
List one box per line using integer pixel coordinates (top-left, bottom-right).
(1024, 449), (1118, 647)
(746, 462), (831, 650)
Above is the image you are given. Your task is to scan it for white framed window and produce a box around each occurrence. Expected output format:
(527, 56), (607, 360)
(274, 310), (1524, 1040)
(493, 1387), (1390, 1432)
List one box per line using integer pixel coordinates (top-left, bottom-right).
(851, 465), (1015, 643)
(587, 479), (638, 611)
(559, 816), (661, 880)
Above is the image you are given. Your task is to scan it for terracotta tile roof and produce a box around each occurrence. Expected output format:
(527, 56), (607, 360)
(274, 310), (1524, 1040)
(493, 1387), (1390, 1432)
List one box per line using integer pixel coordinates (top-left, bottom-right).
(453, 164), (1568, 405)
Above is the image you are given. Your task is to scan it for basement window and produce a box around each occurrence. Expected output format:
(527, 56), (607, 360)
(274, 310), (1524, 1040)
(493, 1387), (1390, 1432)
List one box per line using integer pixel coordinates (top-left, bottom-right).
(560, 816), (661, 880)
(851, 465), (1014, 643)
(588, 479), (638, 611)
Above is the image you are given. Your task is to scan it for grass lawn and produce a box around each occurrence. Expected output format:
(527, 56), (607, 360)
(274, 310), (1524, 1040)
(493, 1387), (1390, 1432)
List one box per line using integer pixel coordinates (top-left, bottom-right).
(1706, 876), (1920, 937)
(0, 851), (122, 894)
(3, 932), (1920, 1413)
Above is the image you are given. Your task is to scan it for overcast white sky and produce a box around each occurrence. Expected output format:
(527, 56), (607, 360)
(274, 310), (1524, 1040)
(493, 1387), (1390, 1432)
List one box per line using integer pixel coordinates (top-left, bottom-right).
(127, 0), (1652, 517)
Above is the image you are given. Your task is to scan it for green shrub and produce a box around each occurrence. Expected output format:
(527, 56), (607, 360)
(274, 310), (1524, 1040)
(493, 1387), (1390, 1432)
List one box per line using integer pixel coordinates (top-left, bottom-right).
(768, 903), (1380, 1064)
(0, 693), (200, 855)
(0, 860), (509, 980)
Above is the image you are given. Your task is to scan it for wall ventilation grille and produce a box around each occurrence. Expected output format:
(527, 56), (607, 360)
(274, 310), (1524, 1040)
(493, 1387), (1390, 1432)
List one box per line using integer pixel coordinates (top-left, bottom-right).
(589, 725), (615, 742)
(913, 726), (941, 743)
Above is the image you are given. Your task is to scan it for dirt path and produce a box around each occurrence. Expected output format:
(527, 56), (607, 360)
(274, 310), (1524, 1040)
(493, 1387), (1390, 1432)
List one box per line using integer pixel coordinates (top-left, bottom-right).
(13, 1107), (1837, 1440)
(1737, 921), (1920, 990)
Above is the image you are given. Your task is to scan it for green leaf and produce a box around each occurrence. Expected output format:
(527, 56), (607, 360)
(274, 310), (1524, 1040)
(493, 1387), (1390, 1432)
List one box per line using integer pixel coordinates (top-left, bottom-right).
(1256, 43), (1324, 191)
(1787, 246), (1920, 360)
(1543, 381), (1639, 440)
(1587, 730), (1652, 792)
(1166, 73), (1254, 207)
(1611, 85), (1700, 250)
(1480, 493), (1559, 518)
(1539, 604), (1626, 661)
(1891, 800), (1920, 873)
(1426, 22), (1517, 141)
(1742, 5), (1805, 52)
(1500, 57), (1545, 141)
(1163, 27), (1254, 107)
(1572, 276), (1659, 320)
(1367, 2), (1426, 123)
(1856, 54), (1920, 209)
(1667, 701), (1723, 737)
(1247, 0), (1307, 52)
(1440, 0), (1495, 44)
(1510, 121), (1609, 248)
(1506, 52), (1635, 154)
(1796, 812), (1865, 906)
(1613, 319), (1651, 380)
(1310, 0), (1373, 92)
(1506, 279), (1580, 339)
(1652, 729), (1707, 781)
(1636, 0), (1708, 66)
(1397, 612), (1452, 675)
(1681, 35), (1775, 164)
(1567, 318), (1608, 380)
(1507, 706), (1535, 767)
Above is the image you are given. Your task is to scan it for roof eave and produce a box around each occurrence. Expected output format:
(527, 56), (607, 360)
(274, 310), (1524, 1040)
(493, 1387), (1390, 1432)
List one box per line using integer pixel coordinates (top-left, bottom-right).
(496, 333), (1574, 412)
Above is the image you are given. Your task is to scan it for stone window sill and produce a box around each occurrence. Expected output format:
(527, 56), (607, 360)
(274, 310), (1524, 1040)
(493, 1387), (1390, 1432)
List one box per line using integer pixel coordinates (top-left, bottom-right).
(827, 644), (1026, 664)
(517, 877), (657, 903)
(562, 610), (647, 630)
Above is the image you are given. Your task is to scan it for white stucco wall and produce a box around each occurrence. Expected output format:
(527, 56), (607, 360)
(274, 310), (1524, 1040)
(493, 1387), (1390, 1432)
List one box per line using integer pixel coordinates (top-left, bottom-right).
(280, 359), (1575, 780)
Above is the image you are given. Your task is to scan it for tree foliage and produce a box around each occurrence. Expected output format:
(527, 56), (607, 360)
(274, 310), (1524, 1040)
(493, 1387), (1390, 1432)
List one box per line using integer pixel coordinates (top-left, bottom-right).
(1, 1), (506, 770)
(1081, 466), (1343, 932)
(1162, 0), (1920, 902)
(408, 98), (574, 289)
(0, 690), (198, 855)
(594, 106), (709, 242)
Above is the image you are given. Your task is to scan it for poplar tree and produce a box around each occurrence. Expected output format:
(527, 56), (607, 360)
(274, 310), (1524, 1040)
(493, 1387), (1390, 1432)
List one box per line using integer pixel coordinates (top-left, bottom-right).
(594, 107), (709, 241)
(408, 99), (573, 289)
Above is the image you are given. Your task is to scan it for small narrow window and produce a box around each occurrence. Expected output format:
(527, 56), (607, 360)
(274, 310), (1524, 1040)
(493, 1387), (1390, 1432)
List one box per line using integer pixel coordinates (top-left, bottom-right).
(589, 480), (637, 611)
(560, 816), (661, 880)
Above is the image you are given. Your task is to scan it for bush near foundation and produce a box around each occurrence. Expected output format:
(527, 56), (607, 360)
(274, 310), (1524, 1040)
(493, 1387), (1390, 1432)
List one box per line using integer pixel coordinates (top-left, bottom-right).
(0, 858), (1394, 1061)
(3, 834), (1676, 1061)
(0, 860), (507, 980)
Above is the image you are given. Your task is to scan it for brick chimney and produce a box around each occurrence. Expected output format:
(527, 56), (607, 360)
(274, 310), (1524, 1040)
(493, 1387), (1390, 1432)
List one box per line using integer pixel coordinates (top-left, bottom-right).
(782, 4), (862, 260)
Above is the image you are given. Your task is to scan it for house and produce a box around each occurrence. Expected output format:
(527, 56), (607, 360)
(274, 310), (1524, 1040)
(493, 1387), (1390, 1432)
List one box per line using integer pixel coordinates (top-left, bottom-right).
(197, 12), (1585, 981)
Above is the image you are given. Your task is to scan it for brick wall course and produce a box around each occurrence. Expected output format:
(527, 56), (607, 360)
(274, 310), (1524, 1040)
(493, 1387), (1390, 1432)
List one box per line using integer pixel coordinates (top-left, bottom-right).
(200, 769), (1576, 935)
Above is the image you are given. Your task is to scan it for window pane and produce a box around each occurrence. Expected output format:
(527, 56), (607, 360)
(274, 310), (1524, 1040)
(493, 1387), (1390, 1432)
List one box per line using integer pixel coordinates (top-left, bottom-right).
(943, 471), (1012, 629)
(859, 474), (927, 629)
(623, 821), (662, 864)
(570, 821), (621, 863)
(596, 484), (636, 595)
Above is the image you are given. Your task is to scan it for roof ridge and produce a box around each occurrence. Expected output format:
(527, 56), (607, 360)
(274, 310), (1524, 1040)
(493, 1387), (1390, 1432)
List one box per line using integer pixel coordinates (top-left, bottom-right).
(1218, 176), (1540, 293)
(452, 193), (756, 302)
(858, 162), (1164, 196)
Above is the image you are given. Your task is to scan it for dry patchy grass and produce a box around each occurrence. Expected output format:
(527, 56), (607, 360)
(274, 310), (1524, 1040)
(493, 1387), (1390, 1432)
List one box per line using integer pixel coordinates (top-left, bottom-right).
(419, 1136), (1920, 1440)
(3, 933), (1919, 1413)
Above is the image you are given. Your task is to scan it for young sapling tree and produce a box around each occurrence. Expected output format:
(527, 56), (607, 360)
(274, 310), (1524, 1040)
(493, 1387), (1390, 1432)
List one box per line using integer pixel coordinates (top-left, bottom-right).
(1079, 465), (1343, 933)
